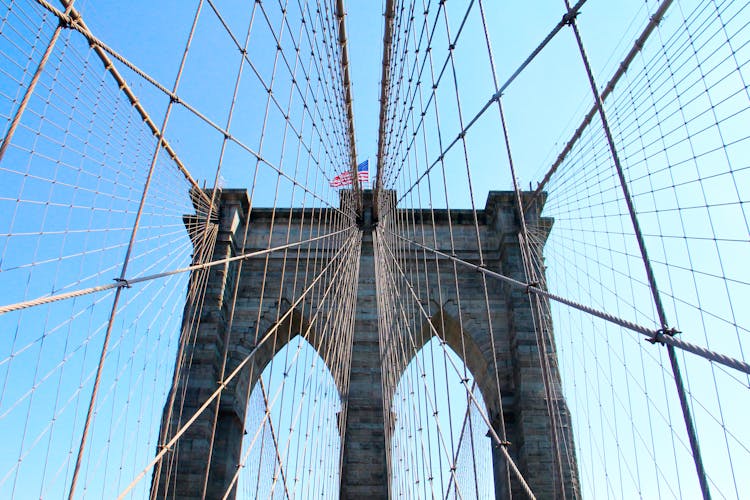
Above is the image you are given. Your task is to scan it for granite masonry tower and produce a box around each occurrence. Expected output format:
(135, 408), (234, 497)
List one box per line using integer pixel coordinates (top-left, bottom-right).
(153, 189), (579, 499)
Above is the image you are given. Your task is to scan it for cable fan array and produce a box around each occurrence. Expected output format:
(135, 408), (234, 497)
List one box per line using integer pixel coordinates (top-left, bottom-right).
(0, 0), (748, 498)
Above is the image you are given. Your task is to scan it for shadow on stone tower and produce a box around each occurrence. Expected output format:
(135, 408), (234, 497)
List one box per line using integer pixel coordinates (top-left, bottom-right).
(151, 188), (579, 499)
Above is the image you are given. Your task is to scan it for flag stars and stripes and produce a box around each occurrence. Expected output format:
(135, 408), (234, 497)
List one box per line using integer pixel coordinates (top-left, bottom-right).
(329, 159), (368, 187)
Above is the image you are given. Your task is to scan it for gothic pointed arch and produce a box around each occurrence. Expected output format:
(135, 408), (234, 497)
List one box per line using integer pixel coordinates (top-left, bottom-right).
(387, 305), (503, 421)
(237, 330), (343, 498)
(389, 334), (496, 499)
(224, 297), (344, 420)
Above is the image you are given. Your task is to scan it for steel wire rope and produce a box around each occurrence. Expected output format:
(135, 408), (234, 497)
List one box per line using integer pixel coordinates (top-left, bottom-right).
(536, 0), (750, 368)
(381, 43), (456, 487)
(398, 11), (455, 490)
(561, 1), (713, 496)
(15, 230), (200, 495)
(253, 11), (347, 495)
(0, 0), (78, 162)
(374, 222), (468, 500)
(251, 221), (358, 498)
(378, 0), (419, 191)
(251, 3), (328, 491)
(66, 1), (209, 495)
(385, 229), (750, 375)
(256, 378), (292, 499)
(150, 212), (221, 497)
(282, 111), (334, 497)
(315, 0), (360, 197)
(379, 0), (590, 215)
(386, 215), (445, 498)
(645, 2), (749, 493)
(79, 255), (194, 494)
(376, 227), (536, 499)
(227, 251), (357, 499)
(410, 84), (446, 499)
(411, 2), (467, 482)
(0, 228), (350, 315)
(0, 232), (195, 424)
(1, 23), (93, 491)
(1, 9), (206, 494)
(380, 156), (491, 496)
(189, 0), (329, 495)
(523, 225), (606, 493)
(31, 0), (354, 219)
(187, 1), (263, 495)
(449, 1), (542, 494)
(239, 202), (354, 496)
(443, 382), (484, 499)
(118, 229), (359, 498)
(401, 95), (448, 498)
(28, 0), (210, 205)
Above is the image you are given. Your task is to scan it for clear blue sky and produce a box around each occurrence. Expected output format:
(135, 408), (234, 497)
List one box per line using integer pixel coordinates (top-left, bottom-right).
(1, 1), (748, 498)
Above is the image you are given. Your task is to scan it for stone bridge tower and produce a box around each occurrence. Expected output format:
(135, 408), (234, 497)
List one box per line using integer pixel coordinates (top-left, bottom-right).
(152, 189), (579, 499)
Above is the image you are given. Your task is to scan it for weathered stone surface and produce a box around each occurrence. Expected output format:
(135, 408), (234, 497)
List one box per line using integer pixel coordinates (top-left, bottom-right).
(153, 189), (579, 499)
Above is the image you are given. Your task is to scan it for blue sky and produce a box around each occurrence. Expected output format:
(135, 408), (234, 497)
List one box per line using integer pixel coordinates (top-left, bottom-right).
(0, 0), (748, 498)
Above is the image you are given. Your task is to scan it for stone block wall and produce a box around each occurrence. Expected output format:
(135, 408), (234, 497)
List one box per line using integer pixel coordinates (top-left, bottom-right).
(153, 189), (578, 499)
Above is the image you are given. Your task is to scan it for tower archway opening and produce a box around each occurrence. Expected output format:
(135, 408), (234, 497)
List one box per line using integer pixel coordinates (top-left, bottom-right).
(237, 335), (342, 499)
(389, 337), (495, 499)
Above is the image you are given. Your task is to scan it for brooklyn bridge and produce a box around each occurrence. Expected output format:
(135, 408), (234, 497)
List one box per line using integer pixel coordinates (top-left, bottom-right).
(0, 0), (748, 498)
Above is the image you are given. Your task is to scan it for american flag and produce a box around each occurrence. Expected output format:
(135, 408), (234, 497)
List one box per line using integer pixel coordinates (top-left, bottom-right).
(329, 159), (368, 187)
(357, 159), (369, 183)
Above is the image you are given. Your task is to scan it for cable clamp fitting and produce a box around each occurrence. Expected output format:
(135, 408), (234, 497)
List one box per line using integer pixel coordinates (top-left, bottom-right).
(562, 10), (579, 25)
(114, 278), (131, 288)
(525, 281), (539, 294)
(647, 326), (681, 344)
(494, 440), (512, 448)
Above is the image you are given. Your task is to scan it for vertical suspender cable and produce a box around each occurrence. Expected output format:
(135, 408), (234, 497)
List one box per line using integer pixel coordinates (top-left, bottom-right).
(560, 1), (711, 498)
(67, 2), (206, 498)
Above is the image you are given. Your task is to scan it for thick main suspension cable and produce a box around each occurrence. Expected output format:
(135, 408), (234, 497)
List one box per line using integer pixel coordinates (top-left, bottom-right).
(374, 0), (396, 214)
(529, 0), (674, 208)
(31, 0), (352, 217)
(335, 0), (361, 204)
(30, 0), (209, 205)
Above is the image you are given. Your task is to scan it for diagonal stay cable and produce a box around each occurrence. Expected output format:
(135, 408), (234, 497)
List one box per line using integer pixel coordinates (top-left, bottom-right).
(257, 377), (292, 500)
(31, 0), (351, 218)
(375, 239), (468, 500)
(443, 381), (478, 500)
(217, 234), (358, 498)
(0, 226), (354, 315)
(385, 229), (750, 376)
(375, 228), (536, 500)
(384, 0), (588, 213)
(205, 0), (352, 192)
(527, 0), (675, 210)
(561, 0), (710, 494)
(30, 0), (210, 205)
(212, 225), (360, 498)
(117, 229), (359, 499)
